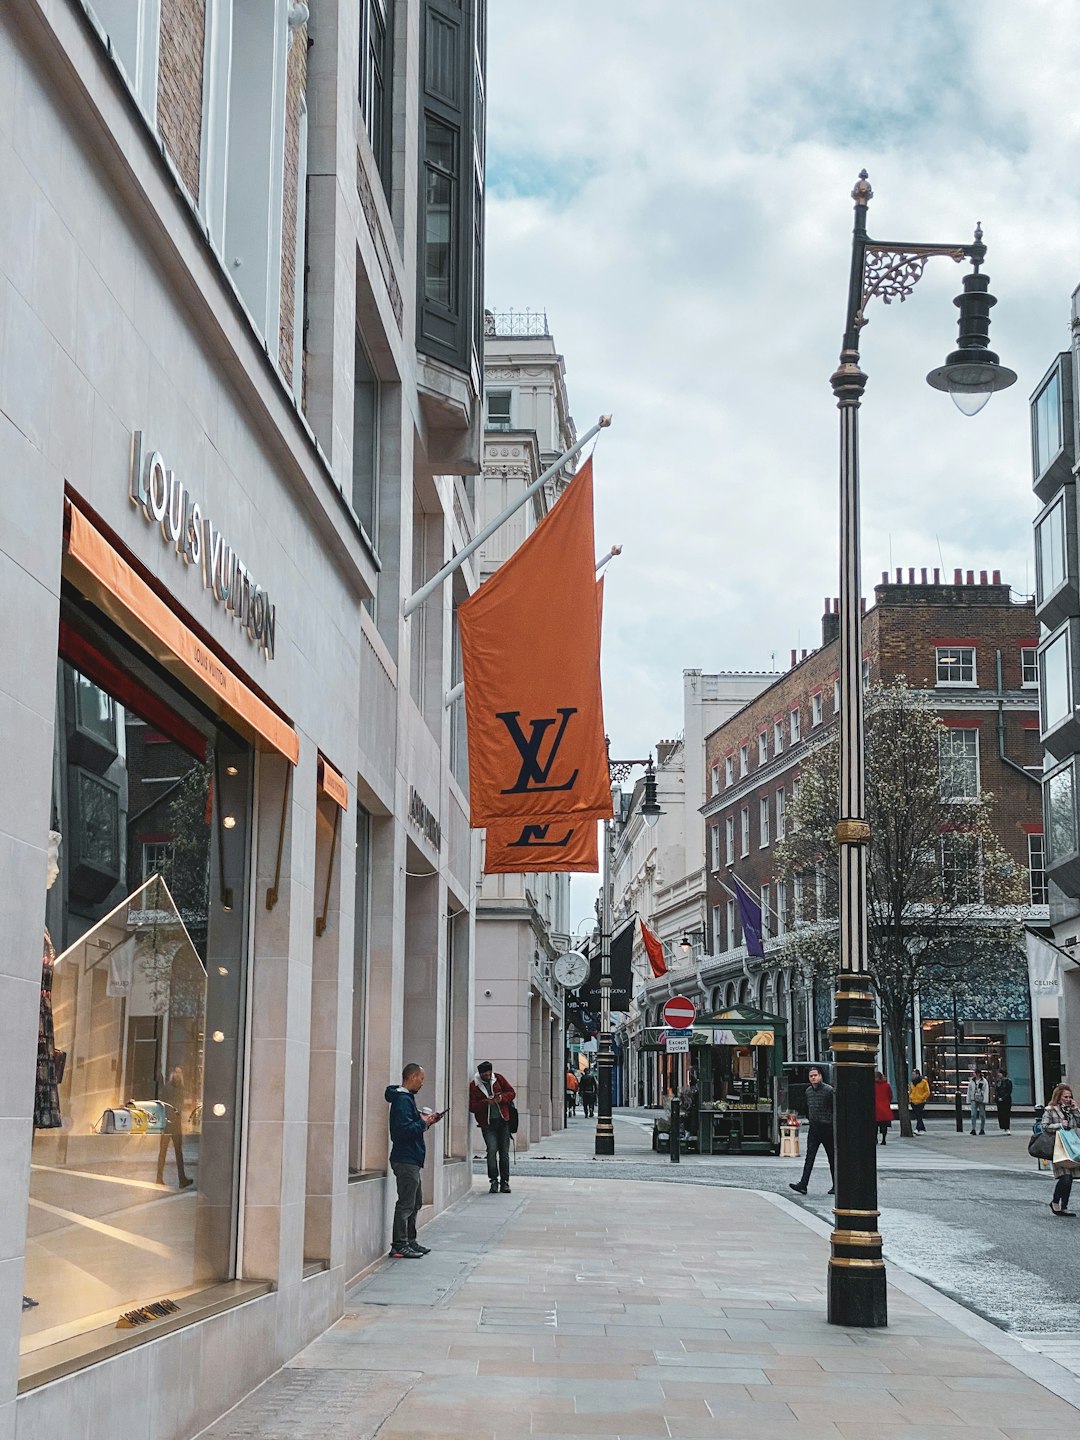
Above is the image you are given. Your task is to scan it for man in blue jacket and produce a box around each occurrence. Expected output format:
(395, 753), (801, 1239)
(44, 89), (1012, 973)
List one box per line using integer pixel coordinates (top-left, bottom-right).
(384, 1063), (440, 1259)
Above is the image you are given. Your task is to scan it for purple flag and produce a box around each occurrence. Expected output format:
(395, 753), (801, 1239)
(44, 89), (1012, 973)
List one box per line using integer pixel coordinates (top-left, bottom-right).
(732, 874), (765, 958)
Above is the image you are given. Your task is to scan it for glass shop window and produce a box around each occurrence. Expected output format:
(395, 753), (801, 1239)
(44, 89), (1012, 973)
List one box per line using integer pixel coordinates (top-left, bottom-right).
(23, 614), (252, 1362)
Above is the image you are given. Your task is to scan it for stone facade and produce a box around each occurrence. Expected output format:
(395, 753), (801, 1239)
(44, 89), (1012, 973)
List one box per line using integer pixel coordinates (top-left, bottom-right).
(1, 3), (484, 1437)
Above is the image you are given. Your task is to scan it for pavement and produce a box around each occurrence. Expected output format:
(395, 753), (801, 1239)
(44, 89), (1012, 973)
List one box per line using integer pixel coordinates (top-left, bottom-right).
(197, 1113), (1080, 1439)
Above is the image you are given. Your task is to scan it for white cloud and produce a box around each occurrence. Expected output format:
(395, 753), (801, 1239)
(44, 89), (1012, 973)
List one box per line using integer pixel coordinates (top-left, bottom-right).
(485, 3), (1080, 894)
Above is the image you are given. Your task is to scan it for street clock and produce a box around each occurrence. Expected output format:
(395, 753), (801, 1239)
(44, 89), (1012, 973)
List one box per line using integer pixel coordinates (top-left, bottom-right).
(553, 949), (590, 990)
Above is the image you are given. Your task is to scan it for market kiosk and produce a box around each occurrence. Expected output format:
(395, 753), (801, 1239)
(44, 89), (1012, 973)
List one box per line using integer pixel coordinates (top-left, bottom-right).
(644, 1005), (786, 1155)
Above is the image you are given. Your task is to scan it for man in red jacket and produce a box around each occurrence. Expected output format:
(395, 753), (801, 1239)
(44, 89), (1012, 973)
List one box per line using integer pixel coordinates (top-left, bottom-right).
(469, 1061), (516, 1194)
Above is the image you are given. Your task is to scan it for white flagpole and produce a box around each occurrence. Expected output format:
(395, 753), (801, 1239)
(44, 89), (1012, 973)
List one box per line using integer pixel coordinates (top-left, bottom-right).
(403, 415), (612, 617)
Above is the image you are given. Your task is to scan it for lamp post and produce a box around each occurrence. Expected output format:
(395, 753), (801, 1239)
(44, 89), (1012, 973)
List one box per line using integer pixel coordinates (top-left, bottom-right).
(827, 172), (1014, 1329)
(596, 753), (660, 1156)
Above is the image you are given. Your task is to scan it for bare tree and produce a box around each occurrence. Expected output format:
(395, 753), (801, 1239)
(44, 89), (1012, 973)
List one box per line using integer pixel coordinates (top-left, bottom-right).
(775, 681), (1026, 1136)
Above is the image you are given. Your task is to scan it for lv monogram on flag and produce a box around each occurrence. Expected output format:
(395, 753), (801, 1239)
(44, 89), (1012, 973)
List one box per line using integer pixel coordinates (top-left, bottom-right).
(459, 458), (611, 827)
(483, 815), (599, 875)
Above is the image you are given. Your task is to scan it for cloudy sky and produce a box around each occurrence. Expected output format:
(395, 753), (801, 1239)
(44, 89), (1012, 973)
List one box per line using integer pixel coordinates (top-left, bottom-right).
(484, 0), (1080, 802)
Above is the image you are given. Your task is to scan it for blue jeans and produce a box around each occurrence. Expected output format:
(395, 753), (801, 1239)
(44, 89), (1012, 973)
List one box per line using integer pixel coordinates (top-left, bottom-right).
(970, 1100), (986, 1133)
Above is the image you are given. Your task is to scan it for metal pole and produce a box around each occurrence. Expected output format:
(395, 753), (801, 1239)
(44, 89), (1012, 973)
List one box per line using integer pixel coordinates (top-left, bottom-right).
(403, 415), (612, 616)
(953, 991), (963, 1132)
(670, 1096), (681, 1163)
(827, 172), (887, 1328)
(595, 814), (615, 1156)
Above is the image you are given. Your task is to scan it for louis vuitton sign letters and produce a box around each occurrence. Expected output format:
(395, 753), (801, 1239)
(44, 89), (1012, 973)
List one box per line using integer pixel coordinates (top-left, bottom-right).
(128, 432), (277, 659)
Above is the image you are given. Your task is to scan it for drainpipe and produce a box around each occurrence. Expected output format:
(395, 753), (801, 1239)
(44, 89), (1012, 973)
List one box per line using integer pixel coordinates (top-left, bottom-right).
(996, 649), (1039, 786)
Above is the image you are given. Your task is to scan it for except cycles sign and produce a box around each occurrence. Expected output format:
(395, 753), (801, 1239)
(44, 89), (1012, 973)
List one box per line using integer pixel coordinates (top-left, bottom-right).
(662, 995), (697, 1030)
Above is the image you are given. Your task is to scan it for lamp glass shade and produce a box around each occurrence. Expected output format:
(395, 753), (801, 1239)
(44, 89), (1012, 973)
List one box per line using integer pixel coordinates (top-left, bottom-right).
(926, 358), (1017, 416)
(641, 806), (660, 829)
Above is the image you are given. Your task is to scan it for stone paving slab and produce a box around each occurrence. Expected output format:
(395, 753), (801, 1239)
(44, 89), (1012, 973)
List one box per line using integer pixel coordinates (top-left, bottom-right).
(198, 1175), (1080, 1438)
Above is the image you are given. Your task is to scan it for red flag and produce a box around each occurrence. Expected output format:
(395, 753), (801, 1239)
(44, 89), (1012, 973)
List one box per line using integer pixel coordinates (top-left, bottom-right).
(483, 815), (599, 874)
(459, 459), (611, 827)
(640, 918), (667, 978)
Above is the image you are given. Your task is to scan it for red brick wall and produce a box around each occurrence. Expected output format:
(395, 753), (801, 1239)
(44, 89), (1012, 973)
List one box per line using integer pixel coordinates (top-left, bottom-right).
(279, 24), (309, 389)
(157, 0), (205, 203)
(702, 582), (1042, 948)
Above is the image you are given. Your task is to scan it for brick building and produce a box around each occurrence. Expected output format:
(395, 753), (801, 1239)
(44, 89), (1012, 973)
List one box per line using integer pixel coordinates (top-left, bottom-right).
(631, 571), (1055, 1109)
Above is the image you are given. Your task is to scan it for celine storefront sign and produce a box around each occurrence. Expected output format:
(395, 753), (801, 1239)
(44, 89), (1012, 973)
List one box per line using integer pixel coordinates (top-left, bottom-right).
(129, 432), (277, 659)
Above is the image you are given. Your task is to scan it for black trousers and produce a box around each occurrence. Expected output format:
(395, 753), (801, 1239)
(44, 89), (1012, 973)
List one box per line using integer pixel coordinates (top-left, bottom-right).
(1053, 1173), (1074, 1209)
(799, 1122), (834, 1187)
(483, 1118), (511, 1186)
(997, 1101), (1012, 1131)
(391, 1162), (423, 1247)
(156, 1123), (188, 1184)
(910, 1102), (927, 1132)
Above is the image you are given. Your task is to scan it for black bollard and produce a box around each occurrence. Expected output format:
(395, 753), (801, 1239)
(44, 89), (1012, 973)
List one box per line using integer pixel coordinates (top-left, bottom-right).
(670, 1098), (681, 1164)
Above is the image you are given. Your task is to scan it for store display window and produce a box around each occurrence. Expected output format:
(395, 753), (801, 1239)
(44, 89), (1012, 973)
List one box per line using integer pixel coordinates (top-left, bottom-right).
(22, 595), (252, 1359)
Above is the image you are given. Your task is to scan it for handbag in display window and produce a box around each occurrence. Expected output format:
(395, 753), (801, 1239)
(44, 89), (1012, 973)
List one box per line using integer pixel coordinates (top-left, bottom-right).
(98, 1108), (133, 1133)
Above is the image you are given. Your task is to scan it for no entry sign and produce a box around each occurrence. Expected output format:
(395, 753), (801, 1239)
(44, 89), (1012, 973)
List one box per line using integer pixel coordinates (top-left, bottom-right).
(663, 995), (697, 1030)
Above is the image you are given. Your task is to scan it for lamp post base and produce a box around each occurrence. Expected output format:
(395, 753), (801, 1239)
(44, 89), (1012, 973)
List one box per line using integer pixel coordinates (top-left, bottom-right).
(828, 1261), (888, 1328)
(594, 1122), (614, 1157)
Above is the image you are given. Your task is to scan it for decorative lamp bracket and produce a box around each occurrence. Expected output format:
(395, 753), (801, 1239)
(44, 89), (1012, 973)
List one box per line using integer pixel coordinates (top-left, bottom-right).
(856, 244), (966, 330)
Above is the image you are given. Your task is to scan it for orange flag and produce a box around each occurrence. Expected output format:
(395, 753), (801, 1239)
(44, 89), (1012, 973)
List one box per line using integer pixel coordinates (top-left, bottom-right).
(483, 815), (599, 875)
(640, 919), (668, 978)
(459, 458), (611, 827)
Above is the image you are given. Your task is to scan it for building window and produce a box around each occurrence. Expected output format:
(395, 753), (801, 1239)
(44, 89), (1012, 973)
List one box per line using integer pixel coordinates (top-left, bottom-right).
(352, 334), (382, 548)
(774, 720), (784, 754)
(740, 806), (750, 857)
(711, 904), (722, 954)
(709, 824), (720, 872)
(710, 762), (721, 798)
(1021, 647), (1038, 687)
(141, 840), (175, 881)
(760, 884), (771, 940)
(833, 678), (841, 712)
(1028, 832), (1048, 906)
(758, 731), (768, 765)
(422, 115), (456, 309)
(815, 865), (827, 918)
(790, 707), (801, 743)
(1046, 763), (1078, 862)
(725, 814), (735, 866)
(811, 692), (823, 727)
(941, 832), (982, 903)
(936, 645), (976, 686)
(776, 879), (787, 936)
(759, 797), (770, 848)
(1040, 628), (1072, 733)
(724, 754), (734, 787)
(739, 743), (749, 778)
(939, 728), (980, 801)
(1035, 496), (1066, 605)
(726, 898), (737, 950)
(793, 873), (805, 923)
(775, 787), (785, 840)
(486, 390), (512, 429)
(361, 0), (393, 190)
(1032, 366), (1063, 480)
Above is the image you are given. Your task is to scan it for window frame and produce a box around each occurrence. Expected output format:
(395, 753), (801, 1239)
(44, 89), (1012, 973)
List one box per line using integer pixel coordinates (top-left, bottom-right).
(935, 645), (977, 687)
(1039, 624), (1073, 736)
(938, 727), (980, 802)
(724, 814), (735, 866)
(759, 796), (769, 848)
(740, 805), (750, 858)
(758, 730), (768, 765)
(1028, 831), (1048, 906)
(724, 754), (734, 788)
(789, 707), (801, 743)
(739, 743), (749, 779)
(811, 692), (823, 728)
(709, 823), (721, 873)
(773, 720), (784, 755)
(1021, 647), (1038, 688)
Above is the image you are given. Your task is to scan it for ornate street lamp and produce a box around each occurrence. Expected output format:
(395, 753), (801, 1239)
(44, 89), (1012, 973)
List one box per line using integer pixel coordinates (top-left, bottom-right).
(596, 753), (659, 1156)
(828, 172), (1014, 1329)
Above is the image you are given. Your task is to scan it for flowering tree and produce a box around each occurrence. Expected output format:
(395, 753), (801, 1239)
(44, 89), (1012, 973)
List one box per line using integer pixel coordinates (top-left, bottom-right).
(775, 681), (1026, 1136)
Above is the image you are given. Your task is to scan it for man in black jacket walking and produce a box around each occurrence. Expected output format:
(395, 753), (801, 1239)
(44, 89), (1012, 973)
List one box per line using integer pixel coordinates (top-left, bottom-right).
(789, 1067), (835, 1196)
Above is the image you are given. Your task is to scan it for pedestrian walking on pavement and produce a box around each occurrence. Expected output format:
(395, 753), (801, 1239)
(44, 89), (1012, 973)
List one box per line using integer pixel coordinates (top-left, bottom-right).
(966, 1067), (989, 1135)
(789, 1067), (834, 1196)
(469, 1061), (516, 1193)
(578, 1067), (597, 1118)
(908, 1070), (930, 1133)
(994, 1067), (1013, 1134)
(565, 1067), (578, 1117)
(1043, 1083), (1080, 1217)
(385, 1063), (441, 1259)
(875, 1070), (894, 1144)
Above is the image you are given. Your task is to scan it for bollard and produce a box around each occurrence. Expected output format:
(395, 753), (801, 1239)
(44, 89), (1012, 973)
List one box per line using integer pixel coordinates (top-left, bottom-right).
(955, 1090), (963, 1133)
(670, 1098), (681, 1164)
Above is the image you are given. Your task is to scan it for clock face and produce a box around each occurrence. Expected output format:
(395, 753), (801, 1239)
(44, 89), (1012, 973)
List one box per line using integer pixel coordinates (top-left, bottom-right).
(555, 950), (590, 990)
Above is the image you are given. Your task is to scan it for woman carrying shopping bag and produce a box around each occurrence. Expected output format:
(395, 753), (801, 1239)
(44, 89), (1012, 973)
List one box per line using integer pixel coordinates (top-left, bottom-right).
(1042, 1083), (1080, 1217)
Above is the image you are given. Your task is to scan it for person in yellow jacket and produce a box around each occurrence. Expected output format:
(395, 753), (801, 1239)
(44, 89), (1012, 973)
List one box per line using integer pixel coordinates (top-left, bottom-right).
(909, 1070), (930, 1134)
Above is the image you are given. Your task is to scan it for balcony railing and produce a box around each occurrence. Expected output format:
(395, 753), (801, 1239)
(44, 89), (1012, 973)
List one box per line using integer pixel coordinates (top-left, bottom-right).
(484, 308), (550, 338)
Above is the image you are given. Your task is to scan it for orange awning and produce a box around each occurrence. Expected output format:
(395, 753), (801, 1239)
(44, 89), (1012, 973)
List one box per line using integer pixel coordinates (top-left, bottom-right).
(317, 754), (349, 809)
(63, 501), (299, 764)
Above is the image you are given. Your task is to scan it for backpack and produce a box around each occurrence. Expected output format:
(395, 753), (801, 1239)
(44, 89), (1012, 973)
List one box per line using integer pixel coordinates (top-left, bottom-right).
(507, 1101), (519, 1135)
